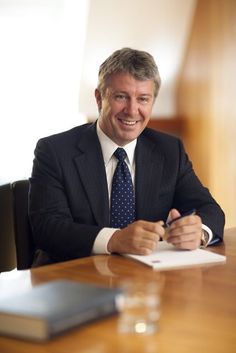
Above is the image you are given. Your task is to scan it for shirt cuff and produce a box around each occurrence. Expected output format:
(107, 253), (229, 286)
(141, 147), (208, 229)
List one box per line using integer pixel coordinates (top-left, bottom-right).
(202, 224), (213, 245)
(92, 227), (118, 254)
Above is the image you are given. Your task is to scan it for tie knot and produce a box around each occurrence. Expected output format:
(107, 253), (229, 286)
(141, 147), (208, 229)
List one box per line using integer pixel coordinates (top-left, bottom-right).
(114, 148), (127, 162)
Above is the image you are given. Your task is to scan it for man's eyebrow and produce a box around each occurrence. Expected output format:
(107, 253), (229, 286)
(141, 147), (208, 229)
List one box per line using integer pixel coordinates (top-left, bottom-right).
(112, 90), (128, 94)
(110, 90), (153, 98)
(137, 93), (154, 98)
(113, 91), (152, 95)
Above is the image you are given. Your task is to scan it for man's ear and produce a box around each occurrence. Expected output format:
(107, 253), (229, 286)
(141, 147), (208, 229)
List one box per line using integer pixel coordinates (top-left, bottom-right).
(95, 89), (102, 112)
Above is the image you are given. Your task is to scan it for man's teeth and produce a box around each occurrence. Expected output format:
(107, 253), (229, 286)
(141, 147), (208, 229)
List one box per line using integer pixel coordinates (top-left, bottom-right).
(121, 120), (136, 125)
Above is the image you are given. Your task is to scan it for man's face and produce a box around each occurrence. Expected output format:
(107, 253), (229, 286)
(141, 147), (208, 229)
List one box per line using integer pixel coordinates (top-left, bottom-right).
(95, 72), (155, 146)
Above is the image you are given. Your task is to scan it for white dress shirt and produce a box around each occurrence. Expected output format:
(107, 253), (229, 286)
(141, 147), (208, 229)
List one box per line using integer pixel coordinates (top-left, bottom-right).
(92, 122), (136, 254)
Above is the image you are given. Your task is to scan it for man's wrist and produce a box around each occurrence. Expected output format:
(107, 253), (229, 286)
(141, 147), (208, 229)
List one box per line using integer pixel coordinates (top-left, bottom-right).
(201, 224), (213, 248)
(200, 230), (209, 248)
(92, 228), (118, 254)
(107, 229), (120, 253)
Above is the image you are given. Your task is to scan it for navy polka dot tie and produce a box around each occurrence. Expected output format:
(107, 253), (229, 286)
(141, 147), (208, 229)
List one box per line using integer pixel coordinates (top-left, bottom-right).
(110, 148), (136, 228)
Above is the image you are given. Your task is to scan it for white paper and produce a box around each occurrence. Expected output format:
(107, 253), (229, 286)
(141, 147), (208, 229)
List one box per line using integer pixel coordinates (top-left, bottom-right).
(125, 241), (226, 270)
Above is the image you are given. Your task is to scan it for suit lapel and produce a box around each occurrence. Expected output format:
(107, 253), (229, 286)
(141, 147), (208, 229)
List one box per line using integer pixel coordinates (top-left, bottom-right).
(135, 133), (164, 219)
(73, 124), (110, 226)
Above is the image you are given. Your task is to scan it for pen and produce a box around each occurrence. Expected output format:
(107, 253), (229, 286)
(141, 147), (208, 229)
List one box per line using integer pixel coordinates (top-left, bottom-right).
(164, 209), (196, 228)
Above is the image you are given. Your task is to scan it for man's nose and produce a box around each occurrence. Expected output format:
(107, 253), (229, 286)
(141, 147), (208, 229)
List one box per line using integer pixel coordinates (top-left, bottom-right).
(123, 99), (139, 117)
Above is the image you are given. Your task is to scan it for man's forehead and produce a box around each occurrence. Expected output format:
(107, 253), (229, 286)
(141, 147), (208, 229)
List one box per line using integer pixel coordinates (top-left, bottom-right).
(106, 72), (155, 94)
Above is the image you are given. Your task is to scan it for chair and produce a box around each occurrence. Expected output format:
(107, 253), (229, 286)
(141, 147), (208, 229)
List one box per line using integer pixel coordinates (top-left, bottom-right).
(12, 180), (35, 270)
(0, 183), (17, 272)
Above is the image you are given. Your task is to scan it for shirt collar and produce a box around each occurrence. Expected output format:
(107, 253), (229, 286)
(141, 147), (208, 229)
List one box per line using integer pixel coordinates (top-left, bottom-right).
(96, 121), (137, 166)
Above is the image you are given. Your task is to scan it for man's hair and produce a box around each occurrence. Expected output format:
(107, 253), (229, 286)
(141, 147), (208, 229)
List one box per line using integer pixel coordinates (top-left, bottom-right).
(97, 47), (161, 99)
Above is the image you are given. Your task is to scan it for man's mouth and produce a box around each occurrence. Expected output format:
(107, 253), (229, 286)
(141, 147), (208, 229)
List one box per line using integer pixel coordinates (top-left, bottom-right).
(118, 119), (138, 126)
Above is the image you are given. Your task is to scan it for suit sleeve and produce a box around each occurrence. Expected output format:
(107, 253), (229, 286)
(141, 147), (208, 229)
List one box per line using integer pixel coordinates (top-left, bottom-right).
(172, 139), (225, 242)
(29, 138), (102, 263)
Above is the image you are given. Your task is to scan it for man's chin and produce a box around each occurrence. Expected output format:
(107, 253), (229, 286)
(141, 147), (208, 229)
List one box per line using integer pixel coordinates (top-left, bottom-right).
(115, 132), (140, 145)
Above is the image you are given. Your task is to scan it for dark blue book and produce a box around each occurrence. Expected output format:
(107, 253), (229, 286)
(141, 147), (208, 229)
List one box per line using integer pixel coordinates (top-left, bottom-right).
(0, 280), (122, 341)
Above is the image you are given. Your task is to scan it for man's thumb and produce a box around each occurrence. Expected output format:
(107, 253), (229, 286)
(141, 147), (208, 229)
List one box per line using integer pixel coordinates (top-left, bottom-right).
(168, 208), (181, 223)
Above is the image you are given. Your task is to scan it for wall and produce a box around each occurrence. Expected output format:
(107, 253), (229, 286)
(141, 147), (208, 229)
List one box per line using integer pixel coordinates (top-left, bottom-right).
(79, 0), (196, 118)
(177, 0), (236, 227)
(0, 0), (197, 183)
(0, 0), (89, 183)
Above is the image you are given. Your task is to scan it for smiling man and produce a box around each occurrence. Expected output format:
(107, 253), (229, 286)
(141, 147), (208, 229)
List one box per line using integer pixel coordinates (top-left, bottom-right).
(29, 48), (225, 266)
(95, 72), (155, 146)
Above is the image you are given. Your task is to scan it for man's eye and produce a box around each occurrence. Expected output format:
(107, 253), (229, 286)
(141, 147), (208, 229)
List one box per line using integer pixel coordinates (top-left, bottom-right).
(138, 97), (150, 104)
(114, 94), (127, 101)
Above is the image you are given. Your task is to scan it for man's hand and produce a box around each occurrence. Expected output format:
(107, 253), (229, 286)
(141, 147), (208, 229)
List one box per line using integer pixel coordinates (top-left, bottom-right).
(107, 220), (165, 255)
(165, 209), (202, 250)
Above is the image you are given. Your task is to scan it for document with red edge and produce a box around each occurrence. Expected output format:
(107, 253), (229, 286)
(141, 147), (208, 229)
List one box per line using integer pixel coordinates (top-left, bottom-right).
(125, 241), (226, 270)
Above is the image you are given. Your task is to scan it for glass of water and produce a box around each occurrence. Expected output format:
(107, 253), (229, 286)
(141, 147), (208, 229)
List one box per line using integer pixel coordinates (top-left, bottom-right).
(118, 280), (163, 334)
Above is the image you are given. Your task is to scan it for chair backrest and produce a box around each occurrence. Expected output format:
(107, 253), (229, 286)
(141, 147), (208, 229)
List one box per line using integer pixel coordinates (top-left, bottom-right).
(12, 180), (35, 270)
(0, 183), (17, 272)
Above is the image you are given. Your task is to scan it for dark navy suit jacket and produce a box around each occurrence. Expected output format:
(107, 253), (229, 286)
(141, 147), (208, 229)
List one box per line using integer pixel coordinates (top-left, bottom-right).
(29, 122), (225, 264)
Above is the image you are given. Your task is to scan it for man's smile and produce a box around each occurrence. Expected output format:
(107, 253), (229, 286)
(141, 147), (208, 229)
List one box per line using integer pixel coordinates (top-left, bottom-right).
(117, 118), (139, 126)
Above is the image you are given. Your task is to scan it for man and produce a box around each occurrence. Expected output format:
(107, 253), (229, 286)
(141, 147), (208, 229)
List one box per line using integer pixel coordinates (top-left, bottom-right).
(29, 48), (225, 266)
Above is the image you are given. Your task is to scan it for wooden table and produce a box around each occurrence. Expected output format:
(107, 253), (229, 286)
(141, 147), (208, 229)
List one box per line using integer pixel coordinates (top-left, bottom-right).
(0, 228), (236, 353)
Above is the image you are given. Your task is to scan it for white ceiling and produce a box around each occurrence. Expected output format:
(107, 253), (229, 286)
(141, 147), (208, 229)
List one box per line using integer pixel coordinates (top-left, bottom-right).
(79, 0), (197, 118)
